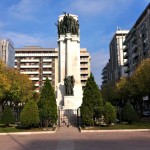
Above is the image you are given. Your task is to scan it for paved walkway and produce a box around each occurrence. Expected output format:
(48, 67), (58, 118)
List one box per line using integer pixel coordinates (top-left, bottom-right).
(56, 126), (79, 133)
(56, 126), (79, 150)
(0, 126), (150, 150)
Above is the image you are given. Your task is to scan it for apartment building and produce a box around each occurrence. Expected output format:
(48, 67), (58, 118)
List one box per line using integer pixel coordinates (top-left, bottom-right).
(109, 30), (129, 84)
(123, 3), (150, 76)
(101, 61), (110, 88)
(0, 38), (15, 67)
(15, 46), (90, 92)
(15, 46), (58, 92)
(80, 48), (91, 88)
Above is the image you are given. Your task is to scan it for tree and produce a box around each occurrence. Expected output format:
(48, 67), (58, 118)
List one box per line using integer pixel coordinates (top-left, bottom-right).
(0, 60), (11, 101)
(81, 73), (103, 125)
(104, 102), (116, 125)
(38, 77), (57, 127)
(80, 105), (93, 126)
(0, 106), (15, 126)
(5, 69), (33, 106)
(20, 100), (39, 128)
(133, 59), (150, 96)
(101, 84), (117, 105)
(122, 102), (138, 123)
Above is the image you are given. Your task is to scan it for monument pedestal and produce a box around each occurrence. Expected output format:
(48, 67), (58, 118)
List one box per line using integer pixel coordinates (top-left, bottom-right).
(63, 96), (82, 109)
(56, 82), (83, 110)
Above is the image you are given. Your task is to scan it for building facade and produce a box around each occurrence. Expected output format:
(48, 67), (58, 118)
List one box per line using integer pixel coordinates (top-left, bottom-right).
(109, 30), (129, 84)
(0, 38), (15, 67)
(123, 3), (150, 76)
(101, 61), (110, 88)
(80, 48), (91, 88)
(15, 46), (58, 92)
(15, 46), (90, 92)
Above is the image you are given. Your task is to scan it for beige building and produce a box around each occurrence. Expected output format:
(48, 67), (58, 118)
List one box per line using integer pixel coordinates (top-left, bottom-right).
(123, 3), (150, 76)
(15, 46), (58, 92)
(80, 48), (91, 88)
(15, 46), (90, 92)
(0, 38), (15, 67)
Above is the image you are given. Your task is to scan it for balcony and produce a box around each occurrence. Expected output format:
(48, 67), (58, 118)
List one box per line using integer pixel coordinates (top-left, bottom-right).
(43, 71), (52, 74)
(102, 76), (107, 80)
(80, 59), (88, 62)
(80, 70), (89, 74)
(43, 65), (52, 68)
(123, 46), (128, 52)
(43, 59), (52, 62)
(124, 68), (130, 73)
(34, 83), (39, 86)
(80, 53), (89, 56)
(124, 60), (129, 66)
(123, 53), (128, 59)
(21, 59), (39, 62)
(132, 44), (137, 51)
(29, 77), (39, 80)
(21, 71), (39, 74)
(132, 53), (138, 59)
(81, 76), (88, 80)
(20, 65), (39, 68)
(131, 36), (137, 43)
(80, 64), (88, 68)
(43, 77), (52, 80)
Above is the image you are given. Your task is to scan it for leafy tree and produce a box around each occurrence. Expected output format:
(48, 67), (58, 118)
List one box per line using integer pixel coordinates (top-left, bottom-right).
(0, 60), (11, 101)
(101, 84), (117, 105)
(5, 69), (33, 106)
(132, 58), (150, 96)
(81, 73), (103, 125)
(104, 102), (116, 125)
(0, 106), (15, 126)
(20, 100), (39, 128)
(38, 78), (57, 127)
(122, 102), (138, 123)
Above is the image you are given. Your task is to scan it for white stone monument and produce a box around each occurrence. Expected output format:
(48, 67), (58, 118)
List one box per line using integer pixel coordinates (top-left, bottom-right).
(56, 13), (83, 110)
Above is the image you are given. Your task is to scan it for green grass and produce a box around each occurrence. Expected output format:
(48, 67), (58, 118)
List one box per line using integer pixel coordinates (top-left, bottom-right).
(0, 124), (55, 133)
(82, 121), (150, 130)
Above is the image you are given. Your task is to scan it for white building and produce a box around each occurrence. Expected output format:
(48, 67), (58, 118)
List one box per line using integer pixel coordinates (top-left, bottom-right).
(0, 38), (15, 67)
(109, 30), (129, 84)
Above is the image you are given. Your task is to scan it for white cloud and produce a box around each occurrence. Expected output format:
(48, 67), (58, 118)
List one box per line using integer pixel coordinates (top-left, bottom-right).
(90, 49), (109, 86)
(1, 31), (57, 48)
(70, 0), (133, 16)
(8, 0), (49, 20)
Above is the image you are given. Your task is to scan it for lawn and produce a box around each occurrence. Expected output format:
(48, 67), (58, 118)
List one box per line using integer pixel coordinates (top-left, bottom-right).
(0, 124), (55, 133)
(82, 121), (150, 130)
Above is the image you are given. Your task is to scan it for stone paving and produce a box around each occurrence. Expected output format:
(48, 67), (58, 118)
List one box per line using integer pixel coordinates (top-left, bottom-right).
(0, 126), (150, 150)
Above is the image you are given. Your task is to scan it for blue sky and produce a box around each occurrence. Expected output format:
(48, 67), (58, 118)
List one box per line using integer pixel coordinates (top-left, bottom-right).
(0, 0), (149, 86)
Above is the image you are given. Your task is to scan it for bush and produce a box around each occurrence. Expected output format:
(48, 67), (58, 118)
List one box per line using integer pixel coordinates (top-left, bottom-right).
(81, 105), (94, 126)
(1, 106), (15, 126)
(122, 102), (138, 123)
(20, 100), (39, 128)
(104, 102), (116, 125)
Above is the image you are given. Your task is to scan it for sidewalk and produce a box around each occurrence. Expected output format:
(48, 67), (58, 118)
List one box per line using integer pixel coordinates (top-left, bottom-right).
(56, 126), (79, 134)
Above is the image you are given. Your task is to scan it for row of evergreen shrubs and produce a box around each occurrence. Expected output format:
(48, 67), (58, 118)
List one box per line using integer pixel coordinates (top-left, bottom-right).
(0, 77), (57, 128)
(80, 74), (138, 127)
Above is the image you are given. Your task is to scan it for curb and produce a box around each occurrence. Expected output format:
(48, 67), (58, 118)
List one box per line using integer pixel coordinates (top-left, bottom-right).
(0, 127), (58, 136)
(80, 129), (150, 133)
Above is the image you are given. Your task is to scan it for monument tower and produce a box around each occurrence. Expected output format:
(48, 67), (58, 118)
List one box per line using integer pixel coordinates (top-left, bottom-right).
(56, 13), (83, 125)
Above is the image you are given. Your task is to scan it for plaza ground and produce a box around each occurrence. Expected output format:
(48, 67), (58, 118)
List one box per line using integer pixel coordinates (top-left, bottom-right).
(0, 126), (150, 150)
